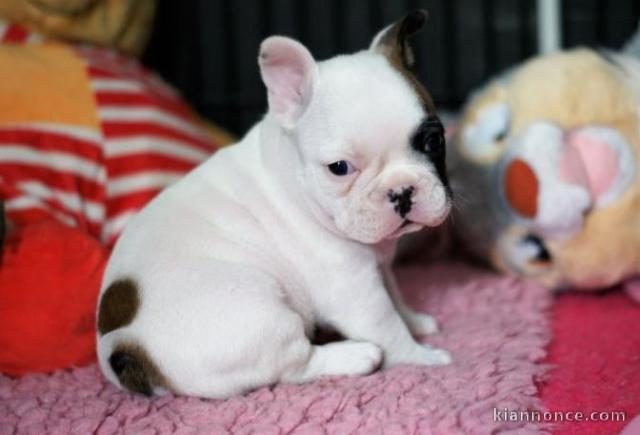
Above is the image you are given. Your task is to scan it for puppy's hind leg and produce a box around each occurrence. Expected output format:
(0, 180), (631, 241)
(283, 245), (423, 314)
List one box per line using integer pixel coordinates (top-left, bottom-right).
(281, 340), (382, 384)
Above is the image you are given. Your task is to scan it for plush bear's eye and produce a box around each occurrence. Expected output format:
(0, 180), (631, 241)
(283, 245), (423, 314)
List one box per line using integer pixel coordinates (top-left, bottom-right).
(523, 234), (552, 263)
(327, 160), (355, 176)
(460, 102), (510, 162)
(494, 129), (508, 142)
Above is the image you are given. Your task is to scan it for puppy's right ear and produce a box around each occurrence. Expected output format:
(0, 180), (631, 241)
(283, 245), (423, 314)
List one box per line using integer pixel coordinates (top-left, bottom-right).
(259, 36), (318, 129)
(370, 10), (428, 69)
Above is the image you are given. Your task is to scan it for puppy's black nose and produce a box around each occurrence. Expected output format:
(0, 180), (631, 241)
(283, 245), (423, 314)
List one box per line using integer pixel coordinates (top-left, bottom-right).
(388, 186), (415, 219)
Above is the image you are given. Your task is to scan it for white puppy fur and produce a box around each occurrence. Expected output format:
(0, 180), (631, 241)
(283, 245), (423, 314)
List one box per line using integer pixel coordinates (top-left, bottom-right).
(97, 11), (452, 399)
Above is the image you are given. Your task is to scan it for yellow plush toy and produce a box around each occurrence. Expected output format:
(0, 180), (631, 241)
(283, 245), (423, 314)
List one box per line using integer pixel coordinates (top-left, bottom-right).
(449, 35), (640, 292)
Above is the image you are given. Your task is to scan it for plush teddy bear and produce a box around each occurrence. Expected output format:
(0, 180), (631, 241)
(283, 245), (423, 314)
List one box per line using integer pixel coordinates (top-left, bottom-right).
(449, 31), (640, 295)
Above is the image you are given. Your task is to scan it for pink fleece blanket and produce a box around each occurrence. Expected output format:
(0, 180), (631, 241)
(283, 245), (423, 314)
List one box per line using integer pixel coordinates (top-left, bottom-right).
(0, 263), (551, 434)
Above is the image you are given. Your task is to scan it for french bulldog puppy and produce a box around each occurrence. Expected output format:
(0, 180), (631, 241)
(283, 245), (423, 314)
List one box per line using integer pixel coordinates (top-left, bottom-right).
(97, 10), (452, 399)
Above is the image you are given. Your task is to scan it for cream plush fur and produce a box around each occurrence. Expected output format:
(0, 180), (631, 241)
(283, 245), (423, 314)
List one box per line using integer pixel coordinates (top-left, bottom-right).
(97, 12), (452, 399)
(451, 46), (640, 290)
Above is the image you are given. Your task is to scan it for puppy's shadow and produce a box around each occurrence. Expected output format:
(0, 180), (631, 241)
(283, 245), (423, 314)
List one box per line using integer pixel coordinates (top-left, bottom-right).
(312, 327), (344, 345)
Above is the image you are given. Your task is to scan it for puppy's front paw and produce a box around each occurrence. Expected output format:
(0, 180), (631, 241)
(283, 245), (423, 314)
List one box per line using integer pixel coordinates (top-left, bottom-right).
(405, 312), (439, 336)
(385, 345), (452, 368)
(420, 347), (452, 366)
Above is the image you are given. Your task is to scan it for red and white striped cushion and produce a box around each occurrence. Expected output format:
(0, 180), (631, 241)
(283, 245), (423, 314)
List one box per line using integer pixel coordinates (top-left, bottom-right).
(0, 23), (220, 247)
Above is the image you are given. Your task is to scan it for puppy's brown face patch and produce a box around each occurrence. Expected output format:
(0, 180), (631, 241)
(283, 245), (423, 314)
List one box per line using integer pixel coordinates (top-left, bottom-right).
(372, 10), (436, 114)
(98, 278), (140, 335)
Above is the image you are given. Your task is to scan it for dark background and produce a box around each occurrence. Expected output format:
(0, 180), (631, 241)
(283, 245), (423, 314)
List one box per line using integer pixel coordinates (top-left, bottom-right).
(143, 0), (640, 135)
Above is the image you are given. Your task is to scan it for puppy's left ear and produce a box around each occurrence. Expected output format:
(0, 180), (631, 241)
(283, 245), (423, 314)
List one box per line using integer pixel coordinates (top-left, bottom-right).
(370, 10), (428, 69)
(259, 36), (319, 129)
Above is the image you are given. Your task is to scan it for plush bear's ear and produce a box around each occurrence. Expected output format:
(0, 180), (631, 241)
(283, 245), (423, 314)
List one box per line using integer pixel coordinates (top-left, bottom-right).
(369, 9), (428, 68)
(259, 36), (318, 129)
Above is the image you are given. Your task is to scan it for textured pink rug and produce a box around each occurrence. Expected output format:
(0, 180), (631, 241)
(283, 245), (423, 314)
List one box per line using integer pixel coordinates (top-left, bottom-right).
(0, 263), (552, 434)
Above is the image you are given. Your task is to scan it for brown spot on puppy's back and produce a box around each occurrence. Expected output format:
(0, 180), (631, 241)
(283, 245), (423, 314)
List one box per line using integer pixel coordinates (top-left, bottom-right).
(98, 278), (140, 335)
(110, 342), (171, 396)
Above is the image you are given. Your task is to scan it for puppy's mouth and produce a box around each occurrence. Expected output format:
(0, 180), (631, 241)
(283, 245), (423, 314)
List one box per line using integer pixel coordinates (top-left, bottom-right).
(386, 220), (422, 240)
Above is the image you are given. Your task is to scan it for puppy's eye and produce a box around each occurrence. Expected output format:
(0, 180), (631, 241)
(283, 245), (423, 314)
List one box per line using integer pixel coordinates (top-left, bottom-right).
(412, 116), (446, 160)
(424, 132), (445, 156)
(327, 160), (355, 176)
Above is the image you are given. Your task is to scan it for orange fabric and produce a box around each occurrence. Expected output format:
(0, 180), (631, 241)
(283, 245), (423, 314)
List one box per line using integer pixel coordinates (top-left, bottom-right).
(505, 159), (538, 218)
(0, 43), (99, 128)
